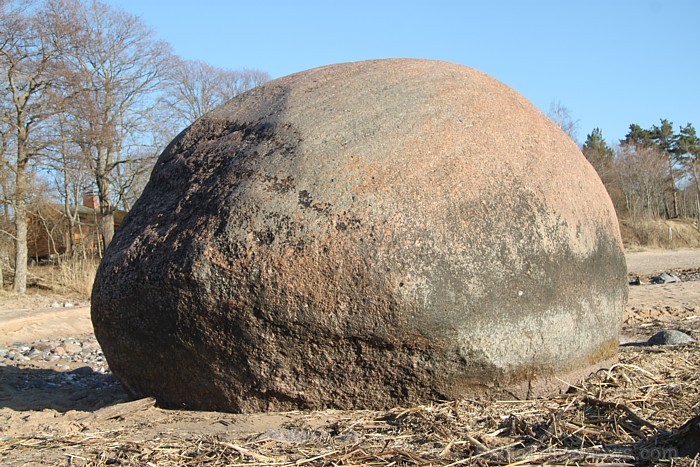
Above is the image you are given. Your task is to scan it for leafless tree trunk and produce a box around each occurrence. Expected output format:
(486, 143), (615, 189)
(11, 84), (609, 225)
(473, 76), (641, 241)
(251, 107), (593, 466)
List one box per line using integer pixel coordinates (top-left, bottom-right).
(94, 150), (115, 248)
(12, 144), (28, 292)
(0, 122), (10, 224)
(666, 156), (679, 218)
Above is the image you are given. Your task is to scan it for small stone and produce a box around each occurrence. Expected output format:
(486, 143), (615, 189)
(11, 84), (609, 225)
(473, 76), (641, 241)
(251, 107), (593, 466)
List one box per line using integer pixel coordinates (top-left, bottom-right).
(70, 366), (94, 376)
(63, 302), (75, 308)
(33, 342), (53, 352)
(26, 349), (43, 359)
(50, 302), (61, 308)
(653, 272), (682, 284)
(648, 330), (694, 346)
(63, 343), (82, 354)
(81, 341), (101, 351)
(54, 346), (67, 355)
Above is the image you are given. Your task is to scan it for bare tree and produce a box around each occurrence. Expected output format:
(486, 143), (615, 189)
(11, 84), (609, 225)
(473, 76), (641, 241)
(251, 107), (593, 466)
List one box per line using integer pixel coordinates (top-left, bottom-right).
(166, 58), (269, 128)
(0, 0), (65, 293)
(49, 0), (172, 250)
(615, 144), (668, 220)
(547, 100), (579, 144)
(45, 112), (91, 258)
(218, 68), (269, 108)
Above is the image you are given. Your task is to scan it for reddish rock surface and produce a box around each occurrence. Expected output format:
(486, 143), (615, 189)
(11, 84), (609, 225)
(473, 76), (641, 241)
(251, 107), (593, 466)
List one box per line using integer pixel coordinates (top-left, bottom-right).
(92, 59), (627, 413)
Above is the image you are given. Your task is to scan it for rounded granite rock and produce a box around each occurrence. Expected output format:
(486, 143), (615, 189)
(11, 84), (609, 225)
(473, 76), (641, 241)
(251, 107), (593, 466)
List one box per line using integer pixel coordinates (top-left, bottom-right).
(91, 59), (627, 413)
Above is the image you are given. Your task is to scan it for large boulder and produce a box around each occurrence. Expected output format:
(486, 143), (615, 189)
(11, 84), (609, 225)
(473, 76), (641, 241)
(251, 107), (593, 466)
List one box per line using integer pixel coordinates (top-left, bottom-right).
(91, 59), (627, 413)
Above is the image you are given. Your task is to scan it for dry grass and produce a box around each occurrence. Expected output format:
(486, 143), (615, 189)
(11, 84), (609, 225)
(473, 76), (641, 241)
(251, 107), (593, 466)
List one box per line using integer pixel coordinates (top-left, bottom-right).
(26, 257), (99, 298)
(1, 343), (698, 466)
(621, 218), (700, 251)
(54, 257), (99, 297)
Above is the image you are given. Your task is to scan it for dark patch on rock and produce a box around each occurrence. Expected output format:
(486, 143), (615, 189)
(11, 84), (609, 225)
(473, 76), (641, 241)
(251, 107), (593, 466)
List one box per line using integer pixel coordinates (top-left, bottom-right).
(92, 59), (627, 413)
(676, 415), (700, 457)
(298, 190), (313, 208)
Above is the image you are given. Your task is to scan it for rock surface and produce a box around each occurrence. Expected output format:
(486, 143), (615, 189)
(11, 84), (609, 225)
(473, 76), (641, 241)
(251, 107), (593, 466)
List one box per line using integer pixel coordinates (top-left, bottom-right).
(92, 59), (627, 413)
(648, 330), (694, 346)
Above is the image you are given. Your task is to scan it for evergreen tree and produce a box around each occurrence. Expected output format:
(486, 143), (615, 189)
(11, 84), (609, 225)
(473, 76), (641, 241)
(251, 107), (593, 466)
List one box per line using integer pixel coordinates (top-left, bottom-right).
(673, 123), (700, 199)
(582, 128), (616, 192)
(650, 119), (675, 154)
(622, 124), (652, 147)
(674, 123), (700, 162)
(583, 128), (614, 161)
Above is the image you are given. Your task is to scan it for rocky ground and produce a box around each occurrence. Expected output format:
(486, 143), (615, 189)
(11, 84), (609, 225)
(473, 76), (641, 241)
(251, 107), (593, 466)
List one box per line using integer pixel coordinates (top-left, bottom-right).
(0, 249), (698, 465)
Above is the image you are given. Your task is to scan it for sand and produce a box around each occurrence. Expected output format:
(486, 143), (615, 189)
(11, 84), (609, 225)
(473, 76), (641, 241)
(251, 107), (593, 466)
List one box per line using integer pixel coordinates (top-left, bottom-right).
(0, 249), (698, 465)
(0, 305), (93, 346)
(625, 248), (700, 274)
(623, 249), (700, 335)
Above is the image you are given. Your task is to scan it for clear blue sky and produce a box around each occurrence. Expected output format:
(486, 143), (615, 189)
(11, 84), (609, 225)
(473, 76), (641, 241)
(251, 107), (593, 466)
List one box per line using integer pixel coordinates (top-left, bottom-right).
(106, 0), (698, 145)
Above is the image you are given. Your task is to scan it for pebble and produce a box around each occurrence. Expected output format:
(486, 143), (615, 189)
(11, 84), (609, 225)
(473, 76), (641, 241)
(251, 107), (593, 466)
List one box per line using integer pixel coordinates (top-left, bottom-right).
(63, 343), (83, 354)
(70, 366), (95, 375)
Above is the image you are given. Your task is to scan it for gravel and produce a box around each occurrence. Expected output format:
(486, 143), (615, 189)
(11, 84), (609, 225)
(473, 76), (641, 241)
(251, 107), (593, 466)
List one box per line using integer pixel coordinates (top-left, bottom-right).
(0, 333), (119, 391)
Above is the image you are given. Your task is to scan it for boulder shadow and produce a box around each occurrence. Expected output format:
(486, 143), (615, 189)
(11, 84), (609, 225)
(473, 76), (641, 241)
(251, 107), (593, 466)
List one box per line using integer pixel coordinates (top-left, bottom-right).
(0, 364), (128, 412)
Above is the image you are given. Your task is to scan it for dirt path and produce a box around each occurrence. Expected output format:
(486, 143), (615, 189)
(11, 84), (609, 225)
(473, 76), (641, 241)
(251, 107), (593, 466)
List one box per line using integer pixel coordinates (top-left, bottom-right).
(625, 248), (700, 274)
(0, 306), (92, 346)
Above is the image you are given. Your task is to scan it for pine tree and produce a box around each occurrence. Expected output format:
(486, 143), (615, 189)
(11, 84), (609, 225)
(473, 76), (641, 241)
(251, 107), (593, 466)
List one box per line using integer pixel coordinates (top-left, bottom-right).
(673, 123), (700, 205)
(622, 124), (652, 147)
(582, 128), (615, 191)
(583, 128), (614, 161)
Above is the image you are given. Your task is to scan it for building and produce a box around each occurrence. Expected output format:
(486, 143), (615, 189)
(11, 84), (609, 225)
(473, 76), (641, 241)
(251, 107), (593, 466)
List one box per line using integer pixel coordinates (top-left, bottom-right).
(27, 195), (126, 261)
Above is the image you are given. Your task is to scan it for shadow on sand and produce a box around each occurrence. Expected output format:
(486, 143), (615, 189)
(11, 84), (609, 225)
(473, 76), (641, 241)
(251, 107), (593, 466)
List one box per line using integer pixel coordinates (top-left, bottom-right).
(0, 364), (128, 412)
